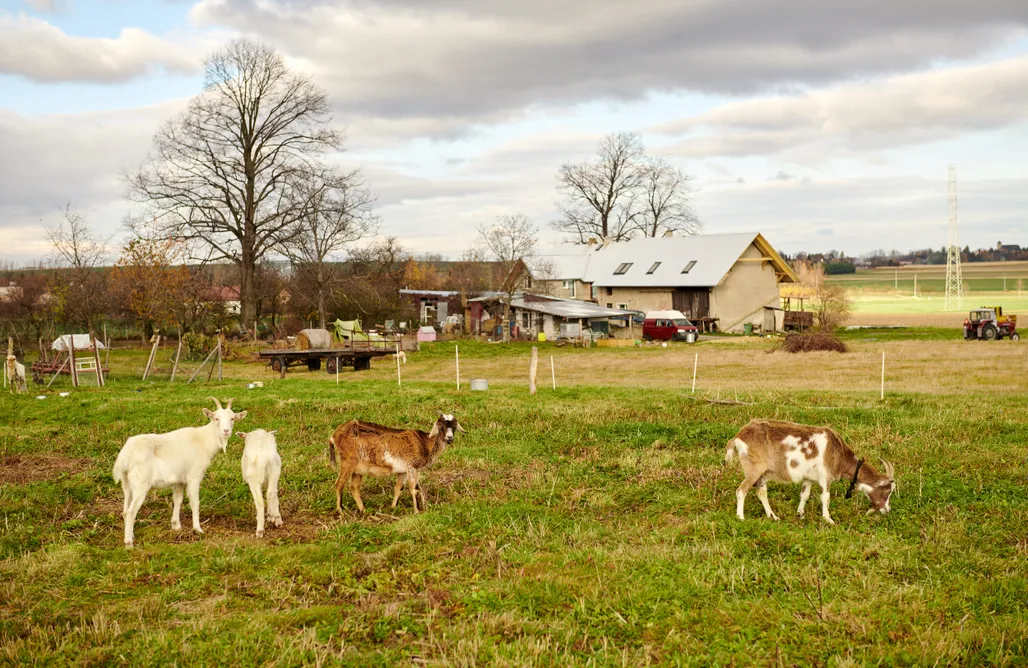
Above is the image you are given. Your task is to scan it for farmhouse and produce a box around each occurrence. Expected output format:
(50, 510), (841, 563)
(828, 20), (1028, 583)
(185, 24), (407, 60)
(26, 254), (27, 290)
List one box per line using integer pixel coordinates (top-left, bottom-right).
(536, 232), (798, 333)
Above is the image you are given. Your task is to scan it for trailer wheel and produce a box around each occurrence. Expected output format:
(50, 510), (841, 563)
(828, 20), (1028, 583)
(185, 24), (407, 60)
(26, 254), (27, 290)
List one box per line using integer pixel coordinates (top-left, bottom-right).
(307, 358), (322, 372)
(271, 356), (284, 372)
(326, 356), (338, 374)
(354, 357), (371, 371)
(982, 324), (998, 340)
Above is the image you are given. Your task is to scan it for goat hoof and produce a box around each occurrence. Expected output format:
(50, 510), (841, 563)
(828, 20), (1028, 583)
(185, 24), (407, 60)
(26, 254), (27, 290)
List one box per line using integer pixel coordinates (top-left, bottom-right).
(272, 517), (282, 527)
(194, 527), (205, 534)
(771, 515), (780, 521)
(171, 522), (181, 531)
(256, 530), (264, 538)
(824, 518), (836, 526)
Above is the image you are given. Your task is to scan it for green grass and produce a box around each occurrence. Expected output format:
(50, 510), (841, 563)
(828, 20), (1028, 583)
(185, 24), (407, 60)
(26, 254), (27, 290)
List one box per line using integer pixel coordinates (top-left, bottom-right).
(2, 346), (1028, 665)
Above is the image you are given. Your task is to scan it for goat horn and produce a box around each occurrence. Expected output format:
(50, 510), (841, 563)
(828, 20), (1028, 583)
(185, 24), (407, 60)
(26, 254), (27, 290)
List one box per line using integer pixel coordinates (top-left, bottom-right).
(226, 398), (234, 410)
(881, 458), (895, 480)
(207, 396), (223, 410)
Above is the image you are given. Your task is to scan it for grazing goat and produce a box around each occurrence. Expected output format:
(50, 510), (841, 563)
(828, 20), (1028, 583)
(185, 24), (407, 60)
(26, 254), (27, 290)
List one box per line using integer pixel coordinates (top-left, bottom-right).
(236, 429), (283, 537)
(327, 413), (465, 515)
(6, 354), (26, 394)
(112, 397), (247, 547)
(393, 350), (407, 364)
(726, 419), (895, 525)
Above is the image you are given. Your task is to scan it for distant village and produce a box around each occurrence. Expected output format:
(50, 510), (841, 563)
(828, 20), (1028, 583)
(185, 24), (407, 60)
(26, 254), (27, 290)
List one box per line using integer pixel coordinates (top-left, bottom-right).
(783, 241), (1025, 274)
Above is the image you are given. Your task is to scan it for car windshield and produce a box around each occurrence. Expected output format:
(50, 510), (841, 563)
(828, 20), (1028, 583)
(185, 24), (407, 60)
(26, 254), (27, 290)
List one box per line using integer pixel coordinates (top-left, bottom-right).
(672, 319), (693, 327)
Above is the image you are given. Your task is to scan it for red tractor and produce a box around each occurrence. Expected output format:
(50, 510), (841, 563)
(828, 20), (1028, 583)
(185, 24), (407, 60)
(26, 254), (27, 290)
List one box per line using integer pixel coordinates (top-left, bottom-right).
(963, 306), (1019, 341)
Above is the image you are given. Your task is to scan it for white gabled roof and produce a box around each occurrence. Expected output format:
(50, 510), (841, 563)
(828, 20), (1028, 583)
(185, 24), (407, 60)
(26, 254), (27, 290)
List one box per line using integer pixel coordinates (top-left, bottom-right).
(586, 233), (759, 288)
(537, 233), (797, 287)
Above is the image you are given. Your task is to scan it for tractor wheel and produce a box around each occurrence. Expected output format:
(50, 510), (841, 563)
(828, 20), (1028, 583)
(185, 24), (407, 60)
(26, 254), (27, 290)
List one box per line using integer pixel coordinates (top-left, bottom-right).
(1012, 332), (1020, 341)
(982, 324), (998, 341)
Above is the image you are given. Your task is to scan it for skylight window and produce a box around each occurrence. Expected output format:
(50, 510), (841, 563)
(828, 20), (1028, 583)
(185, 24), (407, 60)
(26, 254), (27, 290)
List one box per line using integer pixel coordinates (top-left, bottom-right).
(614, 262), (633, 275)
(646, 262), (661, 274)
(681, 260), (697, 274)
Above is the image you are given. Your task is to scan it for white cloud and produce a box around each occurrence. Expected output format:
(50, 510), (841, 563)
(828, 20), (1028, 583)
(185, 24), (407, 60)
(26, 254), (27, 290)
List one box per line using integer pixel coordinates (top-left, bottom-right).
(655, 55), (1028, 159)
(0, 12), (202, 83)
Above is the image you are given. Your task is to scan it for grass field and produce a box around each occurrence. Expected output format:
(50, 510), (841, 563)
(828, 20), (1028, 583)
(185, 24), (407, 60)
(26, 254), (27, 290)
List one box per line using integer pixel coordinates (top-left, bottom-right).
(2, 339), (1028, 665)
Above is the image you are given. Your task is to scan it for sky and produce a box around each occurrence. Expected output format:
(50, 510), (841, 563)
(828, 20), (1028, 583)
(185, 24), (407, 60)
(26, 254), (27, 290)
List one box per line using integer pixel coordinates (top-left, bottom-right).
(2, 0), (1028, 267)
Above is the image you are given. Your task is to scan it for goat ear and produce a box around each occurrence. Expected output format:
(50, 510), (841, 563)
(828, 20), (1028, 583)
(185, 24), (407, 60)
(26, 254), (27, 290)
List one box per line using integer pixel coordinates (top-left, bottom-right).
(268, 429), (277, 435)
(428, 421), (441, 439)
(202, 408), (215, 419)
(235, 431), (246, 439)
(234, 410), (247, 421)
(455, 421), (466, 433)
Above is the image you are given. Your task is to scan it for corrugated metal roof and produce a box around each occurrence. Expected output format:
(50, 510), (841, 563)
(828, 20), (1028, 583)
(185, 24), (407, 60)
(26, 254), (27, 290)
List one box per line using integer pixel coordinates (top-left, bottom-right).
(510, 299), (631, 319)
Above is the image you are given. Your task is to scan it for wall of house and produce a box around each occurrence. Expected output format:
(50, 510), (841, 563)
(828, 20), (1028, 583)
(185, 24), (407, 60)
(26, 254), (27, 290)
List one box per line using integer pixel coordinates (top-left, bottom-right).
(538, 279), (594, 301)
(709, 243), (781, 332)
(594, 287), (675, 313)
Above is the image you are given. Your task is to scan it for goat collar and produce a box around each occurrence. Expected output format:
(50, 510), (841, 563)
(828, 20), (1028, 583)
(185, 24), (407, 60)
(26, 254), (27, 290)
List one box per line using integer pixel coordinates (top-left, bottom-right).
(845, 459), (864, 499)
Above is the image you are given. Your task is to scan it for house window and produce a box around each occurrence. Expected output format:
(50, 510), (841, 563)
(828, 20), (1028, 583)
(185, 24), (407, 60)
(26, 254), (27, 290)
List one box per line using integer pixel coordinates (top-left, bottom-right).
(618, 303), (628, 310)
(606, 287), (613, 296)
(562, 280), (570, 289)
(591, 285), (598, 298)
(646, 262), (661, 274)
(614, 262), (633, 275)
(682, 260), (697, 274)
(569, 282), (576, 298)
(607, 303), (614, 309)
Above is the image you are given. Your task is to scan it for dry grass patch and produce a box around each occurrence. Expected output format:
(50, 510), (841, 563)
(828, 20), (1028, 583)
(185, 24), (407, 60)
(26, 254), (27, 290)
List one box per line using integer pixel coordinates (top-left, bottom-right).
(0, 454), (91, 485)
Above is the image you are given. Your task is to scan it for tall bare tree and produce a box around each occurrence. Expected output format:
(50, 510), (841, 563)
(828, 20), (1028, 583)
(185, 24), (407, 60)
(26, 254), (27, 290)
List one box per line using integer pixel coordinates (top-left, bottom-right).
(476, 213), (537, 340)
(128, 38), (342, 327)
(635, 158), (700, 238)
(46, 205), (112, 330)
(553, 132), (644, 243)
(285, 168), (377, 328)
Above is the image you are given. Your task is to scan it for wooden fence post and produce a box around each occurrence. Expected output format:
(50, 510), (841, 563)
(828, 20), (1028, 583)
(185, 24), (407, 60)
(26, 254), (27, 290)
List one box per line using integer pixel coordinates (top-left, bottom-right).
(69, 335), (79, 388)
(529, 346), (538, 395)
(170, 338), (183, 382)
(90, 332), (104, 387)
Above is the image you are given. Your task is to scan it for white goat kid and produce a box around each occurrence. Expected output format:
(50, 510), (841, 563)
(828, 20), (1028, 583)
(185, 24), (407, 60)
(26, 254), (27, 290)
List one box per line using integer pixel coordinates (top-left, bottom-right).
(6, 354), (26, 393)
(112, 397), (247, 547)
(236, 428), (283, 537)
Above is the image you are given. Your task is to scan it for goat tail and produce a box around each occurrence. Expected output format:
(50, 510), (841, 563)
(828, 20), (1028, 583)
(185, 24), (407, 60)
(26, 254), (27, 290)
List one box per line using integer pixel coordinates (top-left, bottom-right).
(112, 448), (129, 484)
(327, 435), (337, 466)
(724, 439), (736, 465)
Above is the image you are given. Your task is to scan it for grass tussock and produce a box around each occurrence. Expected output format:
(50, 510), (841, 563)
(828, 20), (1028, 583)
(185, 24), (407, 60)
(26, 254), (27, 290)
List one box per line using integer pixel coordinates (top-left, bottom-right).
(770, 332), (849, 353)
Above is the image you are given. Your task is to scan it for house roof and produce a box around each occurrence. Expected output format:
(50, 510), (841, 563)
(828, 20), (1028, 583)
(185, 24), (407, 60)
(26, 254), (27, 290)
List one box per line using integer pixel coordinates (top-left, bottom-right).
(537, 233), (797, 287)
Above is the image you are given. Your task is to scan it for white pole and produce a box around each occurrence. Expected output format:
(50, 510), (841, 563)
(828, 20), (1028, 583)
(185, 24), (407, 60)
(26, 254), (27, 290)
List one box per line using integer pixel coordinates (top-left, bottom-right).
(336, 356), (340, 386)
(914, 273), (917, 297)
(880, 351), (885, 401)
(691, 353), (698, 394)
(456, 344), (460, 391)
(396, 343), (402, 387)
(550, 355), (556, 390)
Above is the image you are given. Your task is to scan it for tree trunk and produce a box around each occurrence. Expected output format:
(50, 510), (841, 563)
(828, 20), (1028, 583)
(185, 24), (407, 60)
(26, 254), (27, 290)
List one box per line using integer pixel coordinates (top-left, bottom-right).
(238, 254), (257, 330)
(317, 263), (327, 330)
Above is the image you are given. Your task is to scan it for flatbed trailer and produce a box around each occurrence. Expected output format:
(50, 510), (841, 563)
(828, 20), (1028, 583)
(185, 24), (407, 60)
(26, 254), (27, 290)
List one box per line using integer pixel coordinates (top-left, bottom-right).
(258, 337), (408, 377)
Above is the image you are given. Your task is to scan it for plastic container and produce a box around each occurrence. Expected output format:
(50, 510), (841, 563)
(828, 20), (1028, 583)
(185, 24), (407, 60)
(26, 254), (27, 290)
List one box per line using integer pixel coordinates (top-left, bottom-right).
(470, 379), (488, 391)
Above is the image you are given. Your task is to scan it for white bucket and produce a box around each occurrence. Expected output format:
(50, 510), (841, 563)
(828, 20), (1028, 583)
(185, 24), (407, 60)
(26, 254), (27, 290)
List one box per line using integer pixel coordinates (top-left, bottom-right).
(470, 379), (488, 391)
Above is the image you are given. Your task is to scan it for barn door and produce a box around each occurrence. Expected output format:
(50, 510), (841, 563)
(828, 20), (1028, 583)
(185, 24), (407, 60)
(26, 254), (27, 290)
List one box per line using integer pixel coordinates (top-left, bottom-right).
(674, 289), (710, 318)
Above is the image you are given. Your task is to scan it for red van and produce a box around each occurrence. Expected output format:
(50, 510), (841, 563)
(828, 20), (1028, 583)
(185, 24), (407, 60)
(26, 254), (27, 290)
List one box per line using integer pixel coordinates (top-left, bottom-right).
(642, 310), (698, 342)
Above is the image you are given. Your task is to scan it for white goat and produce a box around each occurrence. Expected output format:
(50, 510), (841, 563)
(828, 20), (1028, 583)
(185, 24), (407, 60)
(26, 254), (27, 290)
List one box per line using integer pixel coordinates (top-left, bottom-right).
(6, 354), (26, 393)
(112, 397), (247, 547)
(726, 419), (895, 525)
(236, 428), (283, 537)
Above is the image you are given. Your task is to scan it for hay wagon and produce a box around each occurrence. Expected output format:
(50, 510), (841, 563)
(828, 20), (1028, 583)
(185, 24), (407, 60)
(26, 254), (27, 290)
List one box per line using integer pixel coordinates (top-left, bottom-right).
(259, 336), (405, 377)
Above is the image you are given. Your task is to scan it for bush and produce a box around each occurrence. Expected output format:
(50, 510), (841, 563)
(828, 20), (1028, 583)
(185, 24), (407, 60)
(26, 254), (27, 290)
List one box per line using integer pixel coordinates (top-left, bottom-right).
(824, 260), (856, 275)
(181, 331), (218, 361)
(769, 333), (848, 353)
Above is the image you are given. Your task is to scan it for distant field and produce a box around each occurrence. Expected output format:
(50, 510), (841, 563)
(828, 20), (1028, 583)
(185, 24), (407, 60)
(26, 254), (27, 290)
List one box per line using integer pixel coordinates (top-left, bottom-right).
(827, 261), (1028, 295)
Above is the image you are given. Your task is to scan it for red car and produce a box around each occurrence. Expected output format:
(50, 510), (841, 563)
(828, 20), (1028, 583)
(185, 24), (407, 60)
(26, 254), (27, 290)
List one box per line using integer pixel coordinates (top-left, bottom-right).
(642, 310), (698, 342)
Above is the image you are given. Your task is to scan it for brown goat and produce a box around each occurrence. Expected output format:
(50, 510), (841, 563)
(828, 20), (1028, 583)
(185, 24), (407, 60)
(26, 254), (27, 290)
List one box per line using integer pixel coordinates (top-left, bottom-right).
(327, 413), (465, 515)
(726, 419), (895, 524)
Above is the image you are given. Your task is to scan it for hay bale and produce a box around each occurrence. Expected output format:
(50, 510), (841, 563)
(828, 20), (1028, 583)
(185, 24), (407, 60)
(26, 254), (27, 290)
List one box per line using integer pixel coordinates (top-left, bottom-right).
(296, 328), (333, 350)
(769, 333), (848, 353)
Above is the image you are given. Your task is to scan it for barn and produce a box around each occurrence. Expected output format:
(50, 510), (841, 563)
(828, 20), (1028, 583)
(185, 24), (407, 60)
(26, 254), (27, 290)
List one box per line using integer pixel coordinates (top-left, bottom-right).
(536, 232), (798, 333)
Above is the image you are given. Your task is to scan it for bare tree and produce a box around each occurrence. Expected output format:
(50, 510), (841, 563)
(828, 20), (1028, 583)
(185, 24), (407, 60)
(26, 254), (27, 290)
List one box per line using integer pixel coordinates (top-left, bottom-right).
(46, 205), (112, 330)
(553, 132), (644, 243)
(635, 158), (700, 238)
(476, 213), (537, 340)
(285, 168), (378, 328)
(128, 38), (342, 327)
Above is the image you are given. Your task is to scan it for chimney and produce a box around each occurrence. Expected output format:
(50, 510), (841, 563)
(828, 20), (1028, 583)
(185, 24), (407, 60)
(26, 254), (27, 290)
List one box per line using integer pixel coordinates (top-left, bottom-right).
(663, 230), (674, 238)
(587, 237), (598, 246)
(601, 236), (612, 248)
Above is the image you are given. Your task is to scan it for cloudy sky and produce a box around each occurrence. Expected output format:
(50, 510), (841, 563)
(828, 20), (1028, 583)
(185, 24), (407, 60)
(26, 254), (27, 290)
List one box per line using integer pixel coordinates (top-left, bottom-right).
(2, 0), (1027, 267)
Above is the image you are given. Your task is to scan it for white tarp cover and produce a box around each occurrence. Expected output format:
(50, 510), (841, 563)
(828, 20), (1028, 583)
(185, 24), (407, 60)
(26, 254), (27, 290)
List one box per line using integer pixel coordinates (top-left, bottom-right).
(52, 334), (106, 351)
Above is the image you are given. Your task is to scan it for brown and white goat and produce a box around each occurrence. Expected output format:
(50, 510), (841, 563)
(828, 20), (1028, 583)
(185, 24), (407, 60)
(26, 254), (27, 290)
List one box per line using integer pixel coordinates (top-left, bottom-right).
(327, 413), (465, 515)
(725, 419), (895, 525)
